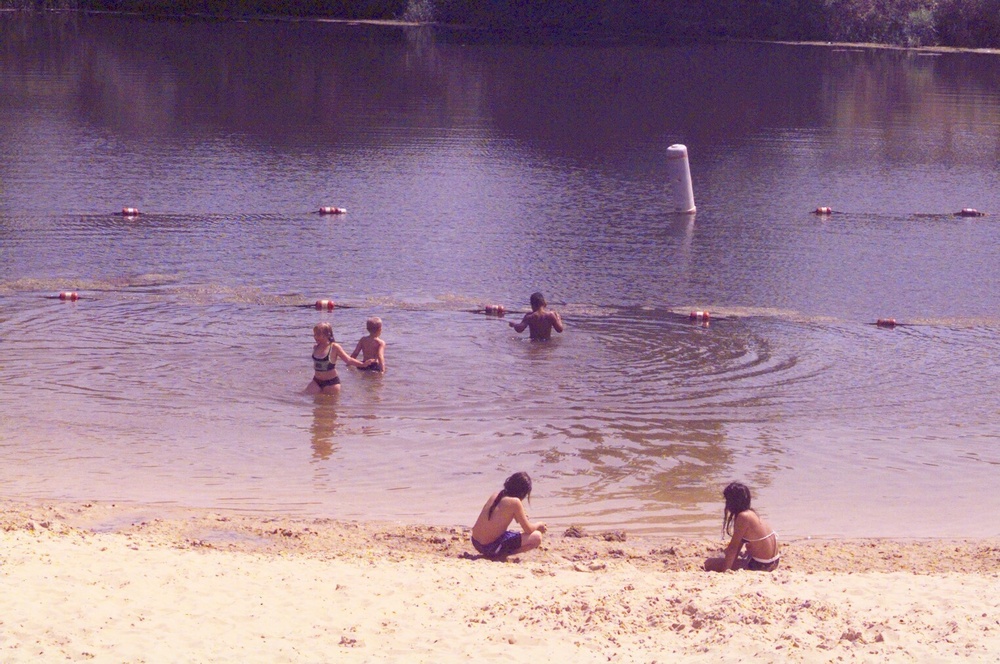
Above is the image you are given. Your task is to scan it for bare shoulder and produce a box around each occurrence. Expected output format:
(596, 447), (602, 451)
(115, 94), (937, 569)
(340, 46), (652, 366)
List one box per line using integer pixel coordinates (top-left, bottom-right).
(498, 495), (522, 508)
(736, 510), (761, 527)
(737, 509), (772, 537)
(495, 495), (523, 515)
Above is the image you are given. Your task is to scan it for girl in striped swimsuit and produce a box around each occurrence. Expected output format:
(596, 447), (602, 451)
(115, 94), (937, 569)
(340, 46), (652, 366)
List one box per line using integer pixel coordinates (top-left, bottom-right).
(305, 322), (373, 395)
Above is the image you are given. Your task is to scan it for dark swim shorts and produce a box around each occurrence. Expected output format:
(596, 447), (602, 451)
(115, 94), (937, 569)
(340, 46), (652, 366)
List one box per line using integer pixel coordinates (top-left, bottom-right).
(471, 531), (522, 560)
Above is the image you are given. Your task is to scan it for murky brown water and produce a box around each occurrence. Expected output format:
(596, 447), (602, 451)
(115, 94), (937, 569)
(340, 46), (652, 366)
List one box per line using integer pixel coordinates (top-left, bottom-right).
(2, 13), (999, 537)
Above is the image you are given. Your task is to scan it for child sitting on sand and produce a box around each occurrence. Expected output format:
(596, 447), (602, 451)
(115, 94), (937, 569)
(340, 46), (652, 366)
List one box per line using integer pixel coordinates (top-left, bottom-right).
(350, 316), (386, 373)
(704, 481), (780, 572)
(509, 292), (564, 341)
(471, 472), (547, 560)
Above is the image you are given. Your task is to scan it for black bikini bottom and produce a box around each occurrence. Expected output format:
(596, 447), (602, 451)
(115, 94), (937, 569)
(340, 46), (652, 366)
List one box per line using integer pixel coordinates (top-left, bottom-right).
(314, 375), (341, 388)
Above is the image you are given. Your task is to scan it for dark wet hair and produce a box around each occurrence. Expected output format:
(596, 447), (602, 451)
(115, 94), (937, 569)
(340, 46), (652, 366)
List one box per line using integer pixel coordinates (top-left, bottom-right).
(488, 471), (532, 519)
(722, 481), (753, 537)
(529, 292), (546, 311)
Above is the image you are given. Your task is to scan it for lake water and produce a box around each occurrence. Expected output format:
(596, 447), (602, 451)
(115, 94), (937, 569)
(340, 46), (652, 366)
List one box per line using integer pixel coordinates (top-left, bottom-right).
(2, 12), (999, 538)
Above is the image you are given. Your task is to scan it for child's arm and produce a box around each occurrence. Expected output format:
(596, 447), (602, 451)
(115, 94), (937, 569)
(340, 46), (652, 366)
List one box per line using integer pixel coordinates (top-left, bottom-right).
(350, 339), (363, 359)
(550, 311), (564, 333)
(721, 516), (750, 571)
(512, 498), (547, 535)
(509, 314), (530, 333)
(376, 338), (386, 372)
(335, 343), (368, 368)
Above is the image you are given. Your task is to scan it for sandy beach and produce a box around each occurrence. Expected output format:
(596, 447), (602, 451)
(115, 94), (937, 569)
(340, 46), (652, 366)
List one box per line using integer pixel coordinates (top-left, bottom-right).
(2, 500), (999, 662)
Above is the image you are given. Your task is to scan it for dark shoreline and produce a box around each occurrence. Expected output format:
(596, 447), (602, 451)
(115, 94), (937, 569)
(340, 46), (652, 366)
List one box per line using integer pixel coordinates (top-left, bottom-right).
(3, 1), (1000, 49)
(5, 7), (1000, 57)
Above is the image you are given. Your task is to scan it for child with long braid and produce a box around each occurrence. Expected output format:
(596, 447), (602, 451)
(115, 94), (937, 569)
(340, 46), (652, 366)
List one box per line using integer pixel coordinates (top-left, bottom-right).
(470, 472), (547, 560)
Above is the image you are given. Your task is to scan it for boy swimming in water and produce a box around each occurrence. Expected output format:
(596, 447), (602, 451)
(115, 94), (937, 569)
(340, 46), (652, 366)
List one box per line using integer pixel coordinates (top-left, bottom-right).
(351, 316), (386, 373)
(509, 291), (564, 341)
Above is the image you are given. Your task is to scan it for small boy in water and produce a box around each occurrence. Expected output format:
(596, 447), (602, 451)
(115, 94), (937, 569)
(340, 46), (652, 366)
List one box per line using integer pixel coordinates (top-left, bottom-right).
(351, 317), (386, 373)
(509, 291), (564, 341)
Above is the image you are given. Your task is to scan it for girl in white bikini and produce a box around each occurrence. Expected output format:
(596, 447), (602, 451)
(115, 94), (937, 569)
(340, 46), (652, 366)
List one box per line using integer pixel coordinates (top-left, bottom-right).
(704, 481), (780, 572)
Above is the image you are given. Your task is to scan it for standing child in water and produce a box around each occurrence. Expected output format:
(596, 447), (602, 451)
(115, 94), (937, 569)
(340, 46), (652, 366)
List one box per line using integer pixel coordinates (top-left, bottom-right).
(509, 291), (564, 341)
(305, 322), (372, 395)
(704, 481), (780, 572)
(350, 316), (386, 373)
(471, 472), (547, 560)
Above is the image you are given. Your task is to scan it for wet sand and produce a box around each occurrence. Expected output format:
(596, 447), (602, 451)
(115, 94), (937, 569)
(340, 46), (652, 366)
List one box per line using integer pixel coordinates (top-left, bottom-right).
(2, 499), (999, 662)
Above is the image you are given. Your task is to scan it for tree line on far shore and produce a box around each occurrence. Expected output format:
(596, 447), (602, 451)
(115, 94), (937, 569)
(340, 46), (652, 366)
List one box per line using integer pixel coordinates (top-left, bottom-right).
(4, 0), (1000, 49)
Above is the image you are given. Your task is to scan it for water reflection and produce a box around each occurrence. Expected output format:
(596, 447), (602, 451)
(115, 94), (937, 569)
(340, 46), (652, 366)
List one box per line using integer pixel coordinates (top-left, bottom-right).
(310, 398), (340, 461)
(5, 15), (1000, 166)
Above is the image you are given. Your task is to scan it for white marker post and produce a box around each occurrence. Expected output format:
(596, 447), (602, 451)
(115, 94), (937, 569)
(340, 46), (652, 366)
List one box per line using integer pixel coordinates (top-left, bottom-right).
(666, 144), (696, 214)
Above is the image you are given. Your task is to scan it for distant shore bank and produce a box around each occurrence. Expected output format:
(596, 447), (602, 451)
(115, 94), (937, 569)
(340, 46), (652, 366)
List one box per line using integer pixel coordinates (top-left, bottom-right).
(3, 1), (1000, 50)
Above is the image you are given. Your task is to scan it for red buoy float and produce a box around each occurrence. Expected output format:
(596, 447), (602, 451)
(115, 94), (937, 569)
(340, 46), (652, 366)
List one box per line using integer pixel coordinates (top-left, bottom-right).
(319, 207), (347, 215)
(121, 207), (141, 216)
(689, 310), (710, 321)
(876, 318), (896, 328)
(956, 208), (985, 217)
(813, 206), (833, 215)
(315, 299), (336, 311)
(59, 291), (79, 301)
(484, 304), (506, 316)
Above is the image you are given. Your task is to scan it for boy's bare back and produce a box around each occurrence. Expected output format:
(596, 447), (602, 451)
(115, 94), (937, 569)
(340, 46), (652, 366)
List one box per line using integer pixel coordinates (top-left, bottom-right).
(510, 292), (564, 341)
(512, 310), (563, 340)
(357, 335), (383, 359)
(471, 492), (518, 544)
(471, 492), (546, 544)
(351, 317), (386, 372)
